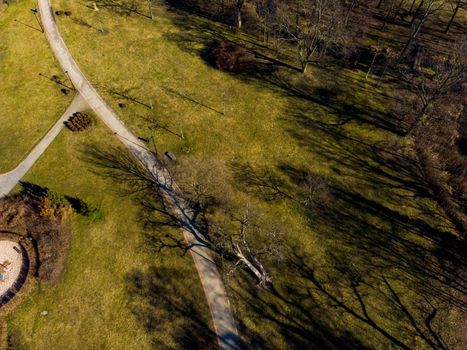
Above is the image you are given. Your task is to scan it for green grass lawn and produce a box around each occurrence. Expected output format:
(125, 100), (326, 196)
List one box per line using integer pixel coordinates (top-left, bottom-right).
(41, 1), (465, 349)
(0, 0), (72, 172)
(5, 0), (465, 349)
(6, 123), (213, 349)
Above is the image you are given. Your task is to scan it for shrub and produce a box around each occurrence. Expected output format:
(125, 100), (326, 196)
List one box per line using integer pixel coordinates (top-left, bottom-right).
(64, 196), (102, 221)
(45, 189), (67, 206)
(39, 197), (55, 218)
(209, 41), (253, 73)
(80, 202), (102, 221)
(65, 112), (95, 132)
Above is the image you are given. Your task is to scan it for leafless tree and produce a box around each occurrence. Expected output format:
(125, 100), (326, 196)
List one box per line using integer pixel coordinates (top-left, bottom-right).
(403, 39), (466, 135)
(400, 0), (445, 59)
(401, 39), (467, 236)
(168, 157), (287, 289)
(254, 0), (276, 44)
(210, 206), (285, 289)
(235, 0), (245, 28)
(276, 0), (347, 73)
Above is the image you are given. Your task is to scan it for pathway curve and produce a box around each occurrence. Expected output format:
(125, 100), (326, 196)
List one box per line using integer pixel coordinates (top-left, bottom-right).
(0, 93), (89, 198)
(38, 1), (241, 349)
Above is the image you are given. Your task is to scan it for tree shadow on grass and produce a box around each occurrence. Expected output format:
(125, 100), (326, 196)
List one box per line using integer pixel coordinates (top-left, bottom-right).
(258, 68), (409, 135)
(91, 0), (151, 19)
(162, 10), (410, 136)
(226, 237), (466, 349)
(231, 151), (467, 313)
(126, 266), (217, 350)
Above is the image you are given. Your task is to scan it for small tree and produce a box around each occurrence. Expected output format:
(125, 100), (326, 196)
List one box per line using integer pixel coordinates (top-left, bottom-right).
(399, 0), (445, 59)
(402, 39), (466, 135)
(276, 0), (347, 73)
(235, 0), (245, 28)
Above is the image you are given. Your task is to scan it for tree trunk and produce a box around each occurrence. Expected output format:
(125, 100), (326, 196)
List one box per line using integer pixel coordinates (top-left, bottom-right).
(235, 0), (244, 29)
(400, 0), (433, 59)
(236, 8), (242, 28)
(344, 0), (358, 27)
(409, 0), (417, 14)
(366, 52), (379, 79)
(233, 243), (272, 288)
(392, 0), (405, 20)
(406, 102), (429, 136)
(445, 0), (461, 33)
(377, 0), (385, 9)
(410, 0), (425, 26)
(148, 0), (154, 20)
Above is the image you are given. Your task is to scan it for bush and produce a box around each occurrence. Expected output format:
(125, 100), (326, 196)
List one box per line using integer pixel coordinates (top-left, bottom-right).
(64, 196), (102, 221)
(45, 189), (67, 206)
(65, 112), (95, 132)
(209, 41), (253, 73)
(80, 201), (102, 221)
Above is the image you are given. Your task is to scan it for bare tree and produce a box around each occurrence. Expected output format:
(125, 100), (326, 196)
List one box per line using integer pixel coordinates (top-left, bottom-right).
(403, 39), (466, 135)
(235, 0), (245, 28)
(168, 157), (287, 289)
(276, 0), (346, 73)
(254, 0), (276, 44)
(401, 40), (467, 236)
(400, 0), (445, 59)
(210, 207), (285, 289)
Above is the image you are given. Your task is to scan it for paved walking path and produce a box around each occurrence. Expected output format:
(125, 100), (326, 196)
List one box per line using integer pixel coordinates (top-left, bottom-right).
(38, 1), (241, 349)
(0, 94), (89, 198)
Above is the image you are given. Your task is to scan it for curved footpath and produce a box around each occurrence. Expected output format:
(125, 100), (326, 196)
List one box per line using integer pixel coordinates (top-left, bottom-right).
(37, 1), (241, 349)
(0, 94), (88, 198)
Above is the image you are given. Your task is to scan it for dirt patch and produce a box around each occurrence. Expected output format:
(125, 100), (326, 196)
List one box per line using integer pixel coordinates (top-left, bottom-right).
(0, 240), (24, 297)
(0, 194), (72, 285)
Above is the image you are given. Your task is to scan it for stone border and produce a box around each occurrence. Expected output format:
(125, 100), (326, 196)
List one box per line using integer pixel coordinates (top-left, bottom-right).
(0, 232), (37, 316)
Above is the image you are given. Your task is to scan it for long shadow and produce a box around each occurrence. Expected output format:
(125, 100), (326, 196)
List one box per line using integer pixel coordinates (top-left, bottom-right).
(227, 242), (462, 349)
(258, 69), (408, 135)
(232, 155), (467, 310)
(162, 5), (409, 136)
(92, 0), (151, 19)
(126, 266), (217, 349)
(282, 251), (456, 350)
(160, 86), (225, 116)
(229, 275), (373, 350)
(78, 6), (467, 346)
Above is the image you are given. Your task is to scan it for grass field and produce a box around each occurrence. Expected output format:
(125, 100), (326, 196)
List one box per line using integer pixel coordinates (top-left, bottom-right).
(37, 0), (465, 349)
(3, 0), (466, 349)
(0, 1), (73, 172)
(6, 123), (213, 349)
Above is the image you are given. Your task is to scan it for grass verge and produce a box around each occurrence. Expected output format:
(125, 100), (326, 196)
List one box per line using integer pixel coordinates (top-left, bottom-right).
(0, 0), (72, 172)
